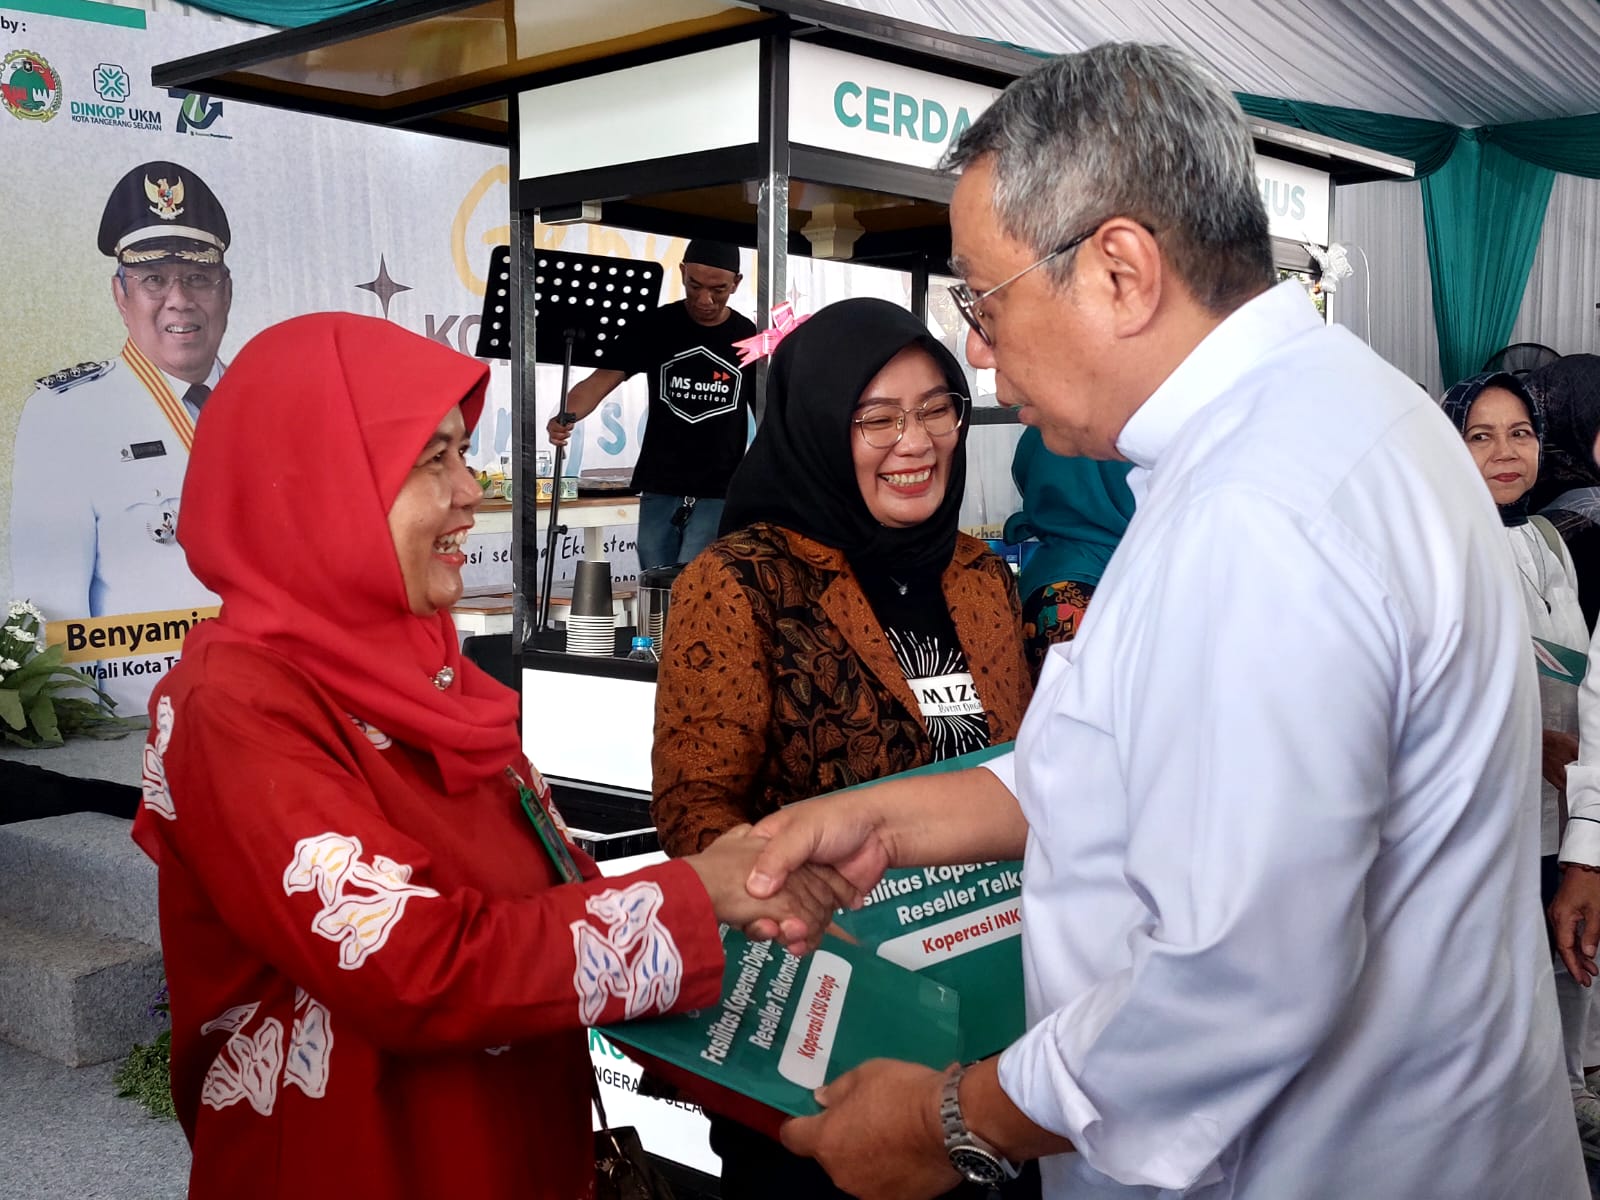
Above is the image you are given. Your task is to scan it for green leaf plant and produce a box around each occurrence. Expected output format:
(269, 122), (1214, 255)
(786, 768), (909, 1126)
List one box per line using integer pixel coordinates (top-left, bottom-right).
(0, 600), (144, 747)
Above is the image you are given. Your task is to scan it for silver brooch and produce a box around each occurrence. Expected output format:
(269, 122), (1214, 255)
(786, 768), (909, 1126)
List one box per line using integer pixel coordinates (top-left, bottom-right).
(431, 666), (455, 691)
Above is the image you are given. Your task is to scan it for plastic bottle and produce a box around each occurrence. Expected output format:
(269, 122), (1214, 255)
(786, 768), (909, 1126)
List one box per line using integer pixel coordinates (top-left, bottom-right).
(624, 636), (659, 663)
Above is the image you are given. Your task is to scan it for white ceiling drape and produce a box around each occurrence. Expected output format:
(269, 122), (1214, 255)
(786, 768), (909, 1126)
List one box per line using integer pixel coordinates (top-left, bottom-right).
(1329, 180), (1443, 395)
(839, 0), (1600, 125)
(1510, 172), (1600, 358)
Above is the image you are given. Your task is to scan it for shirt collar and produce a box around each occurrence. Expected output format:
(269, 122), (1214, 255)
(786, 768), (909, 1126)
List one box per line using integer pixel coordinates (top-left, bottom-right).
(1116, 280), (1323, 472)
(159, 358), (225, 420)
(156, 358), (224, 398)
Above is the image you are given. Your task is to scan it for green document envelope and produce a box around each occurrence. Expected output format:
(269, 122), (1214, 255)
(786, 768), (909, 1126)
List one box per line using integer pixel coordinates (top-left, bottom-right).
(600, 744), (1025, 1133)
(602, 930), (962, 1133)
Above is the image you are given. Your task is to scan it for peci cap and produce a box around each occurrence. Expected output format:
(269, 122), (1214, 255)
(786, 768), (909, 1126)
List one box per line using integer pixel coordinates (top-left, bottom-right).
(97, 161), (231, 265)
(682, 239), (741, 275)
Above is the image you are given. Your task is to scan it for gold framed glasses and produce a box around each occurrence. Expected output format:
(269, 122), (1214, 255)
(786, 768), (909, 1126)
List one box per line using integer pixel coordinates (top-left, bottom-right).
(947, 230), (1094, 349)
(853, 393), (967, 448)
(117, 265), (231, 297)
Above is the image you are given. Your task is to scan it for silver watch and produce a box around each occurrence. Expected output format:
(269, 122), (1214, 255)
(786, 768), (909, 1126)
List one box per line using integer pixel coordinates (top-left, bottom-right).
(939, 1064), (1021, 1187)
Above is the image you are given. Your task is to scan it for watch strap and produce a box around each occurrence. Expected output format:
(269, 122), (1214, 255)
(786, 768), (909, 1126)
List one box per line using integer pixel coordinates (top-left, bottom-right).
(939, 1063), (1021, 1184)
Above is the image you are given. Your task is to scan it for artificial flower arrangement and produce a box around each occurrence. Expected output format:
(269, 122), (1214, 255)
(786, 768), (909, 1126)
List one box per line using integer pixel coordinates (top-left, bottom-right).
(0, 600), (137, 746)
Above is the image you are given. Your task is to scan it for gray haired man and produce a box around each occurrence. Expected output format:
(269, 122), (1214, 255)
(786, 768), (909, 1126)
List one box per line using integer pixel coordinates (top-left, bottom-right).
(748, 42), (1586, 1200)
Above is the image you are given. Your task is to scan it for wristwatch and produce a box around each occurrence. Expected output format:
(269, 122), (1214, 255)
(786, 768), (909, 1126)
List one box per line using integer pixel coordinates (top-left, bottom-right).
(939, 1063), (1021, 1187)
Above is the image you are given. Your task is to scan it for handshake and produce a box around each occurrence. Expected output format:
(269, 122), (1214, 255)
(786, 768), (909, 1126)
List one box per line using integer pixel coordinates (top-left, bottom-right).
(681, 807), (889, 956)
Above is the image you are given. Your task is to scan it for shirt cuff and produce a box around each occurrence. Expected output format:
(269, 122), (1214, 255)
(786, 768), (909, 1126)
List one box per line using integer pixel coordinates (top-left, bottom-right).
(996, 1007), (1225, 1191)
(1562, 767), (1600, 866)
(980, 750), (1017, 797)
(1559, 817), (1600, 867)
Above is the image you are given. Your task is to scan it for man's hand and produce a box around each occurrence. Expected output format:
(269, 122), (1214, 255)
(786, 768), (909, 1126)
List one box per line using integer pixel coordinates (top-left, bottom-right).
(686, 825), (858, 954)
(545, 412), (576, 448)
(1551, 865), (1600, 984)
(744, 799), (892, 953)
(744, 769), (1025, 952)
(780, 1059), (958, 1200)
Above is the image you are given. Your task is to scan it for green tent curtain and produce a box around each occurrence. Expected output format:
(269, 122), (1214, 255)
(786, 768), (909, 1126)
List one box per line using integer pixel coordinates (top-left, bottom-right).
(1234, 94), (1594, 385)
(175, 0), (368, 25)
(1483, 113), (1600, 179)
(1235, 94), (1458, 178)
(1421, 131), (1556, 383)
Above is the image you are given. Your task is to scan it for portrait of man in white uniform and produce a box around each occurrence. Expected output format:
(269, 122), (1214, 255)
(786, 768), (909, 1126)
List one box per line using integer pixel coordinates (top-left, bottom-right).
(8, 159), (231, 710)
(7, 156), (232, 710)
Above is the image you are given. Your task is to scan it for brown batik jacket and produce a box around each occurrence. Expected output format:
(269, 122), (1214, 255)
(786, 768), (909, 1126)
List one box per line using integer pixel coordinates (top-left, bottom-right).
(651, 522), (1033, 856)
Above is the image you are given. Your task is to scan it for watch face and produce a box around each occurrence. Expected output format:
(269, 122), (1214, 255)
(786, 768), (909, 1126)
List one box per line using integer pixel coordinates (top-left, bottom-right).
(950, 1146), (1006, 1186)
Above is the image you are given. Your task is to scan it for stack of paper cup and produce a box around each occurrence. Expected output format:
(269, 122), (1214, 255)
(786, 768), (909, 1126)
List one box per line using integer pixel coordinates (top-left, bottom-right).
(566, 560), (615, 656)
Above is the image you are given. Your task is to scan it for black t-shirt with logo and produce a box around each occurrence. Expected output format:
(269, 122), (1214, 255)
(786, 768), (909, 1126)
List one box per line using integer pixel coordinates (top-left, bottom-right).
(611, 301), (758, 498)
(857, 567), (992, 762)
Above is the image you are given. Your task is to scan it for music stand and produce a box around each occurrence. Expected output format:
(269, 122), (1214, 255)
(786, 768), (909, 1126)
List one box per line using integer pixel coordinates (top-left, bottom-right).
(476, 246), (662, 636)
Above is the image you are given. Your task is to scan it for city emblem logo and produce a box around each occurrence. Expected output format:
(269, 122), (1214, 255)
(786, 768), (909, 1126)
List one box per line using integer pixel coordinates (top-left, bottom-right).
(93, 62), (129, 104)
(1, 49), (63, 123)
(145, 175), (185, 220)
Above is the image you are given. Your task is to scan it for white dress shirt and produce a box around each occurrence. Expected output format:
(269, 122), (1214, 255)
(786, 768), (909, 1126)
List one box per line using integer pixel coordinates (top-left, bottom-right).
(1561, 619), (1600, 868)
(989, 282), (1583, 1198)
(9, 349), (222, 715)
(1507, 522), (1585, 854)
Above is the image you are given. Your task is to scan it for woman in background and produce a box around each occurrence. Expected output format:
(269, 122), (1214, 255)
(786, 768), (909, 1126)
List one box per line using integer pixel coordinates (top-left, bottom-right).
(651, 297), (1034, 1198)
(1443, 369), (1598, 1160)
(1526, 354), (1600, 630)
(1003, 427), (1135, 677)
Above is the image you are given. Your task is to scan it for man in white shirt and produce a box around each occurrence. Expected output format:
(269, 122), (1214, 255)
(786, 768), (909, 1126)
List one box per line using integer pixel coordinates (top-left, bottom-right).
(746, 42), (1585, 1199)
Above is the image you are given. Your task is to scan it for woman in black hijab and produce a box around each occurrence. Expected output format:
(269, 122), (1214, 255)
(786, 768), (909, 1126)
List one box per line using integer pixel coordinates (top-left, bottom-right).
(1526, 354), (1600, 629)
(649, 298), (1035, 1200)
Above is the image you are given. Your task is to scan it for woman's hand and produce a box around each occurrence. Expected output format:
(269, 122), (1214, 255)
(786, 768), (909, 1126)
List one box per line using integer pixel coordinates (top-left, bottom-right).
(1543, 730), (1580, 793)
(685, 825), (860, 955)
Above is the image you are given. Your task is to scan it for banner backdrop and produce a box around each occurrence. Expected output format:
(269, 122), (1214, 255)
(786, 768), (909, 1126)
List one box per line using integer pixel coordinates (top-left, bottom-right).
(2, 0), (1024, 717)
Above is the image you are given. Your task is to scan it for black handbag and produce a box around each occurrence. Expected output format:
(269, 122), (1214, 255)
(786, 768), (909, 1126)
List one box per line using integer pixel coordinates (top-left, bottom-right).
(592, 1069), (676, 1200)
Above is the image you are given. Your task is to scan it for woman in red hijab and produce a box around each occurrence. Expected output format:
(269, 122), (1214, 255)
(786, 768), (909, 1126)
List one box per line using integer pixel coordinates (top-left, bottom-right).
(132, 313), (845, 1199)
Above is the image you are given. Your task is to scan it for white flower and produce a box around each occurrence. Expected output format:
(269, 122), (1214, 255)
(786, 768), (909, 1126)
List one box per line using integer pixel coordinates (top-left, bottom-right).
(14, 600), (43, 621)
(4, 625), (37, 644)
(0, 658), (18, 673)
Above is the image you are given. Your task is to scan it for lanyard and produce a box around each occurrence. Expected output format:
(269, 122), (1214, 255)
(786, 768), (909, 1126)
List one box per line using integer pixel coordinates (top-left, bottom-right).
(506, 765), (583, 884)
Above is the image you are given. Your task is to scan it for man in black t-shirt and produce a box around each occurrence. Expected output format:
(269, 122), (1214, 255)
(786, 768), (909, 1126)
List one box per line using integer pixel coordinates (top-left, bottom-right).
(546, 240), (757, 570)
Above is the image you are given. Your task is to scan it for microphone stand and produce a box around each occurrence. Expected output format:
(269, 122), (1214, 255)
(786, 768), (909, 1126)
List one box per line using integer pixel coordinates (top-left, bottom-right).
(538, 327), (578, 635)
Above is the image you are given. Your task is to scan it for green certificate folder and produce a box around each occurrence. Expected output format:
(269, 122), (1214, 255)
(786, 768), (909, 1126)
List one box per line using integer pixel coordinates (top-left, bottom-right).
(599, 744), (1024, 1135)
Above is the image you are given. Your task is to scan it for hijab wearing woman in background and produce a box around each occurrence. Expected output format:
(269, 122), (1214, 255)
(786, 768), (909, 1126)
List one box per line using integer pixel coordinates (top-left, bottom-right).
(1525, 354), (1600, 630)
(651, 296), (1035, 1200)
(130, 312), (850, 1200)
(1441, 368), (1600, 1159)
(1003, 426), (1135, 678)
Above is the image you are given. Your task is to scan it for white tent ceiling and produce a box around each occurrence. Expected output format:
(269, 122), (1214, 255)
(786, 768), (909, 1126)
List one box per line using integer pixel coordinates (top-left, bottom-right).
(839, 0), (1600, 126)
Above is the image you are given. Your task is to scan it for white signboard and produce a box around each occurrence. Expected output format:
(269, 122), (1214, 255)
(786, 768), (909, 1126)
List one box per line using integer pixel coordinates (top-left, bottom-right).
(519, 41), (760, 180)
(1256, 155), (1331, 245)
(787, 42), (1001, 170)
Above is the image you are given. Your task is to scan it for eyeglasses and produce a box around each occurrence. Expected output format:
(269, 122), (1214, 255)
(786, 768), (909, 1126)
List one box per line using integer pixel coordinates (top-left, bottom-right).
(117, 266), (230, 297)
(853, 393), (967, 448)
(947, 229), (1097, 348)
